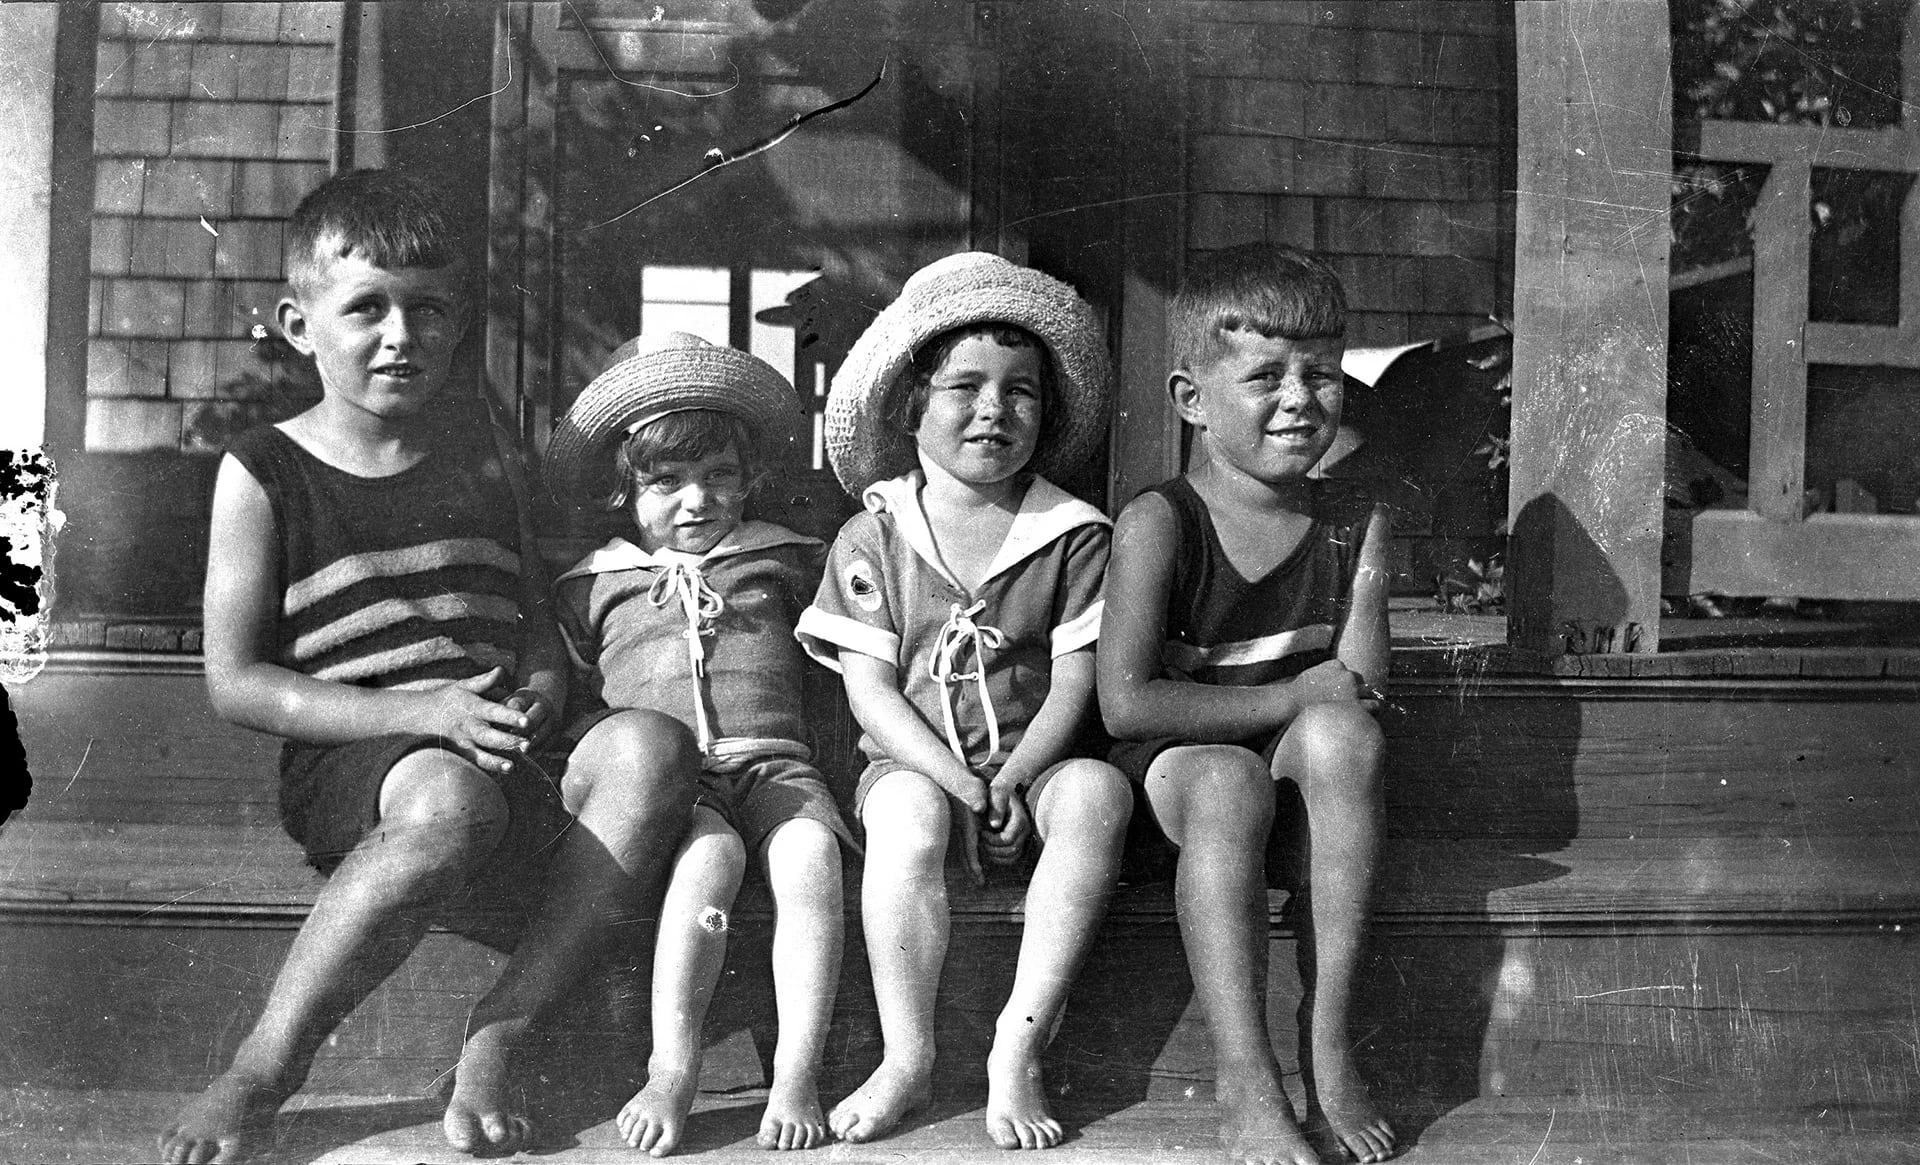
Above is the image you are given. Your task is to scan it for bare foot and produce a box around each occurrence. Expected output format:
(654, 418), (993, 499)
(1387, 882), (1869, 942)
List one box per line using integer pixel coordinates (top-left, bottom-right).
(986, 1044), (1063, 1150)
(158, 1072), (282, 1164)
(1309, 1050), (1395, 1163)
(1217, 1077), (1321, 1165)
(619, 1065), (701, 1157)
(827, 1057), (933, 1143)
(443, 1023), (534, 1155)
(757, 1071), (829, 1150)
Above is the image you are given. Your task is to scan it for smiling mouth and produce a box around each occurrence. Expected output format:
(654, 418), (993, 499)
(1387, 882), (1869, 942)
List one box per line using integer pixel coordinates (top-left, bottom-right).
(965, 434), (1013, 447)
(371, 364), (420, 379)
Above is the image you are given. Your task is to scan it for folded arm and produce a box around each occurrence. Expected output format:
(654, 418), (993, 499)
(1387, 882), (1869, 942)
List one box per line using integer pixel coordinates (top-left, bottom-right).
(201, 454), (531, 772)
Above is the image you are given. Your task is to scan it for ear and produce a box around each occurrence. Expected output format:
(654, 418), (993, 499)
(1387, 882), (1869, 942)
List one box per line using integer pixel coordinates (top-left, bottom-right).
(1168, 368), (1206, 428)
(277, 297), (313, 356)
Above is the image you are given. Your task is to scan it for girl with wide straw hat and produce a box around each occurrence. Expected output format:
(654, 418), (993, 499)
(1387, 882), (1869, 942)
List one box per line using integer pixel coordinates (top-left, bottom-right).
(797, 252), (1131, 1150)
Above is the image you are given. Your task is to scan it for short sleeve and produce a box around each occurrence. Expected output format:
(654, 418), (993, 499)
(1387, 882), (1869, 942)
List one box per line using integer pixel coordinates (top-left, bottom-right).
(782, 541), (829, 617)
(795, 513), (900, 673)
(553, 574), (601, 671)
(1048, 521), (1110, 656)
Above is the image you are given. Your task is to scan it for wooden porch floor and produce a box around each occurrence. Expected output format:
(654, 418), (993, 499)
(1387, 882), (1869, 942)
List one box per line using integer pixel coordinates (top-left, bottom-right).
(8, 1084), (1919, 1165)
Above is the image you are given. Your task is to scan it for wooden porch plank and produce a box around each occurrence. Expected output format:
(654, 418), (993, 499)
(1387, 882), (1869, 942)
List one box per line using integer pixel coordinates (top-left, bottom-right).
(8, 821), (1916, 927)
(1689, 119), (1920, 170)
(1804, 321), (1920, 368)
(1747, 157), (1813, 522)
(1687, 510), (1920, 601)
(8, 1084), (1916, 1165)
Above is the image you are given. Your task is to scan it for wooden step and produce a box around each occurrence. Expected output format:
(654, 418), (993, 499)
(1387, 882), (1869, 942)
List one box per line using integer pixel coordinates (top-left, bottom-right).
(6, 659), (1917, 1142)
(8, 1084), (1918, 1164)
(5, 819), (1918, 929)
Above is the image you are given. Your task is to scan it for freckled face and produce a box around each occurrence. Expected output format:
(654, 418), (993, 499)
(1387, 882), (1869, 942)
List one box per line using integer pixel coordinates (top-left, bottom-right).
(279, 252), (467, 421)
(628, 447), (747, 555)
(1179, 328), (1345, 485)
(912, 335), (1044, 489)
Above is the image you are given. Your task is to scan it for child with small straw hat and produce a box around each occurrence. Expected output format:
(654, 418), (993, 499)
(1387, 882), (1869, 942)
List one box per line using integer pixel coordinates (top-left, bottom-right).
(797, 253), (1132, 1150)
(547, 331), (853, 1155)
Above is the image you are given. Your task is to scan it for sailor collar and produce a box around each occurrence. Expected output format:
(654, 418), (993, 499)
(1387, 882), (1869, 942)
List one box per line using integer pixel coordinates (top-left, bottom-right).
(554, 520), (819, 584)
(860, 470), (1109, 593)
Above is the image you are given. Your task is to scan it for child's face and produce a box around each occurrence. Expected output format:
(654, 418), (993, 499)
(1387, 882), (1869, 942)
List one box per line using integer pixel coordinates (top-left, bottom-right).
(628, 446), (748, 555)
(277, 251), (467, 422)
(1174, 328), (1345, 486)
(912, 335), (1043, 489)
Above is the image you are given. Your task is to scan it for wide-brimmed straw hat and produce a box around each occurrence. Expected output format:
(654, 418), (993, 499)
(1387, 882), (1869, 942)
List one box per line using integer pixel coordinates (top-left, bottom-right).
(545, 330), (803, 499)
(823, 252), (1112, 496)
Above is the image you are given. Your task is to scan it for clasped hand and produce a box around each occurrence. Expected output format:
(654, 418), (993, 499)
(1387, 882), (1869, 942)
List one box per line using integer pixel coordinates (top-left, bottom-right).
(949, 773), (1034, 886)
(412, 666), (554, 774)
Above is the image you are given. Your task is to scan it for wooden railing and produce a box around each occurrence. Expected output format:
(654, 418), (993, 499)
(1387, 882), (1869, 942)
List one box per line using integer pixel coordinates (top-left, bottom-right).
(1677, 7), (1920, 601)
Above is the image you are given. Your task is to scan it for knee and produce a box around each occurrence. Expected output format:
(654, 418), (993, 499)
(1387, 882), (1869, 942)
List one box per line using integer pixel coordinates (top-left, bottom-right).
(1165, 748), (1274, 837)
(764, 819), (844, 899)
(1284, 703), (1386, 793)
(766, 817), (841, 868)
(1037, 761), (1132, 838)
(860, 773), (949, 867)
(684, 814), (750, 882)
(375, 749), (510, 862)
(564, 709), (699, 807)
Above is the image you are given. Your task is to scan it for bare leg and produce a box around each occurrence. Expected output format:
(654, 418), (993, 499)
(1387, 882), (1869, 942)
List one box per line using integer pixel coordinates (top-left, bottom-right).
(756, 818), (843, 1150)
(986, 760), (1130, 1150)
(161, 749), (508, 1165)
(1276, 705), (1394, 1164)
(446, 711), (697, 1155)
(829, 771), (946, 1143)
(1146, 746), (1321, 1165)
(617, 805), (745, 1157)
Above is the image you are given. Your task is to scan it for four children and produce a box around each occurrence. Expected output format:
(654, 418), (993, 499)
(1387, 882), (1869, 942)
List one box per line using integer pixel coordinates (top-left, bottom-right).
(166, 166), (1395, 1165)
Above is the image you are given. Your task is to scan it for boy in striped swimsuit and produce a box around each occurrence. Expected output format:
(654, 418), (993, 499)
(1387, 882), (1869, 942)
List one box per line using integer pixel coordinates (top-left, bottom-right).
(1098, 244), (1398, 1165)
(162, 170), (696, 1164)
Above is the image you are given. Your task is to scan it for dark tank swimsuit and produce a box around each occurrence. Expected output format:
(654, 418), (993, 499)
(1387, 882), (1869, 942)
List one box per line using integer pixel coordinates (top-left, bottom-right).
(1109, 473), (1373, 781)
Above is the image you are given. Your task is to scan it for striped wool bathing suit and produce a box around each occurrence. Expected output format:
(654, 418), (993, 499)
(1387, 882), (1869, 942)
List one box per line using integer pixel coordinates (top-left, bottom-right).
(227, 425), (523, 691)
(1149, 475), (1371, 686)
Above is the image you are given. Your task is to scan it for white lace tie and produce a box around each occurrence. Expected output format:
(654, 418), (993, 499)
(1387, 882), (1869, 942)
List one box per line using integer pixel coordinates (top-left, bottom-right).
(927, 599), (1004, 765)
(648, 561), (725, 754)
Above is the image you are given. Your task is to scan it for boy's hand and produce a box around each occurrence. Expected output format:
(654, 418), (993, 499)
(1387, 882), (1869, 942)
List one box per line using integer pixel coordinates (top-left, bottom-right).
(982, 780), (1033, 867)
(1285, 659), (1371, 713)
(502, 687), (558, 749)
(415, 667), (534, 774)
(930, 770), (990, 817)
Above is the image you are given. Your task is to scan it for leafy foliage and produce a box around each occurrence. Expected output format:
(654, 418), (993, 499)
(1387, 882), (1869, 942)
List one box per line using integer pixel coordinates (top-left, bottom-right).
(1669, 0), (1911, 277)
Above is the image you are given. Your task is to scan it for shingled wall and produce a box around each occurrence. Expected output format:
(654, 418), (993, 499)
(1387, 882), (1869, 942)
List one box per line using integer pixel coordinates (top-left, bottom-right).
(1184, 0), (1515, 347)
(83, 2), (338, 455)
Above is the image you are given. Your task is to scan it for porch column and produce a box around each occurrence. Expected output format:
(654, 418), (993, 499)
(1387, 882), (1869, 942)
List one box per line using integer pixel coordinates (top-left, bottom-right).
(0, 4), (62, 450)
(1507, 0), (1672, 657)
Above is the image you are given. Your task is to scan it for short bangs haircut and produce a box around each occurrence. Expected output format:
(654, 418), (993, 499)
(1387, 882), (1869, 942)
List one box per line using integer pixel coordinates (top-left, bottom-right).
(1170, 243), (1346, 370)
(285, 168), (466, 297)
(605, 408), (759, 509)
(887, 322), (1064, 447)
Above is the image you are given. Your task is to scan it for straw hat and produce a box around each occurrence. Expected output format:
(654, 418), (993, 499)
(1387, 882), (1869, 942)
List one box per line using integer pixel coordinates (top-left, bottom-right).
(545, 331), (803, 497)
(823, 252), (1112, 496)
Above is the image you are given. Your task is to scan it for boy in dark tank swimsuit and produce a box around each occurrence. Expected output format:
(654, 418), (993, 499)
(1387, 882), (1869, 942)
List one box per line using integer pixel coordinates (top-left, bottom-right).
(1099, 243), (1398, 1165)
